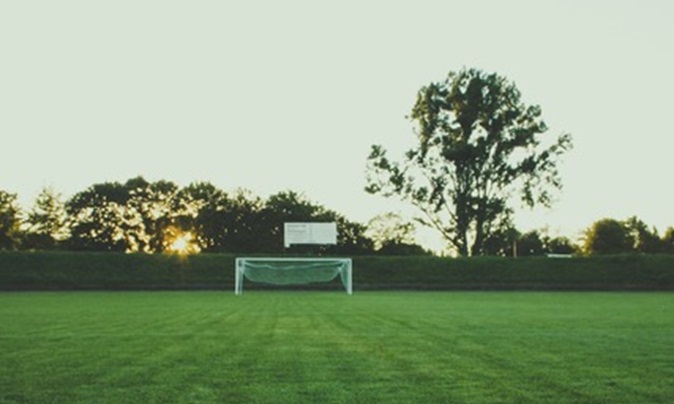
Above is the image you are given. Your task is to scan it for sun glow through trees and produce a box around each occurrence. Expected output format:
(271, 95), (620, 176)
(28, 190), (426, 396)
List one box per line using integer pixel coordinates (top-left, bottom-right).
(167, 231), (200, 255)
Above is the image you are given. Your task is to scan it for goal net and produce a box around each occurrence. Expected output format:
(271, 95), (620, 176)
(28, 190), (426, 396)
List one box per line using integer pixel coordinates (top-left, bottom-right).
(235, 257), (352, 295)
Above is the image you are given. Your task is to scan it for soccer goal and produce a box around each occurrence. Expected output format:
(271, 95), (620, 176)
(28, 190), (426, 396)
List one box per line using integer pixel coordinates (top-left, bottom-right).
(234, 257), (353, 295)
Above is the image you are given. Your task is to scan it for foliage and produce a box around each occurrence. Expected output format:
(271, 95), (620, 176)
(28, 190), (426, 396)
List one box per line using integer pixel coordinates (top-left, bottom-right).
(479, 226), (579, 257)
(179, 181), (233, 252)
(516, 230), (546, 256)
(377, 241), (431, 256)
(364, 212), (430, 255)
(624, 216), (664, 253)
(65, 181), (131, 251)
(664, 227), (674, 254)
(366, 68), (572, 256)
(366, 212), (417, 250)
(23, 187), (69, 250)
(4, 177), (674, 256)
(583, 218), (633, 255)
(334, 217), (375, 255)
(60, 181), (377, 254)
(482, 224), (519, 256)
(0, 190), (22, 250)
(544, 235), (576, 255)
(123, 177), (185, 253)
(214, 189), (266, 253)
(259, 191), (374, 255)
(258, 190), (332, 253)
(582, 216), (668, 255)
(3, 251), (673, 291)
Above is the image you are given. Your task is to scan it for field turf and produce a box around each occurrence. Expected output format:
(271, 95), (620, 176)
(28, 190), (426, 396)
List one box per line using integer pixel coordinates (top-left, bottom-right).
(1, 292), (672, 403)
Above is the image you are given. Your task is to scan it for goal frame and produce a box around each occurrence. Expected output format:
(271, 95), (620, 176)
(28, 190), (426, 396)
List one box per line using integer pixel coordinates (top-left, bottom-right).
(235, 257), (353, 295)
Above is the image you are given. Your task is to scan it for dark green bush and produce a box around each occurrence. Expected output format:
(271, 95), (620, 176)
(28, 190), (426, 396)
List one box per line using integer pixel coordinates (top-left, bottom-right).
(1, 251), (672, 291)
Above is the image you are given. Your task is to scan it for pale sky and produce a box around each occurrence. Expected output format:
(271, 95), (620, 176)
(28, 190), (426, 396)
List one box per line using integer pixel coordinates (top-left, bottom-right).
(2, 1), (673, 251)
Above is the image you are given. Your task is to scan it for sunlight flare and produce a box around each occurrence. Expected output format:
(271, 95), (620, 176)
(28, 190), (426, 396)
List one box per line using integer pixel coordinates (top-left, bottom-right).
(167, 231), (200, 255)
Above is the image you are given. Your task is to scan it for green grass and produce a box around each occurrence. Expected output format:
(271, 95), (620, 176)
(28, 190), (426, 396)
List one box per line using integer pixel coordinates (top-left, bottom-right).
(1, 292), (672, 403)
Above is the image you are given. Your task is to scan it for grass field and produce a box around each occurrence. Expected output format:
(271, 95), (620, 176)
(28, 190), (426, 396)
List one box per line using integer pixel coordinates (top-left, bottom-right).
(1, 292), (672, 403)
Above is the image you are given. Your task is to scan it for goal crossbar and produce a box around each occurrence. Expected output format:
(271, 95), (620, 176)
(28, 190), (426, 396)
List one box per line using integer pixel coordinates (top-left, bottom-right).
(235, 257), (352, 295)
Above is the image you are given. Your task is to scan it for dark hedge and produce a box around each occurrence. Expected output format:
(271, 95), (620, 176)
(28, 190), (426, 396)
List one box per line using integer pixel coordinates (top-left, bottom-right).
(1, 251), (673, 291)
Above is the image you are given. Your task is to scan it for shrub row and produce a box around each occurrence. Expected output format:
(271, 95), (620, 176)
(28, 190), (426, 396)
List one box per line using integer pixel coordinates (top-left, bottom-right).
(1, 251), (673, 291)
(354, 255), (674, 290)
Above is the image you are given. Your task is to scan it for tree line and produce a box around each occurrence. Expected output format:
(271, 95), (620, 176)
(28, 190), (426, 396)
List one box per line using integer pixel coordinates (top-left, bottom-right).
(494, 219), (674, 257)
(0, 177), (428, 255)
(582, 217), (674, 255)
(1, 178), (672, 256)
(3, 67), (673, 257)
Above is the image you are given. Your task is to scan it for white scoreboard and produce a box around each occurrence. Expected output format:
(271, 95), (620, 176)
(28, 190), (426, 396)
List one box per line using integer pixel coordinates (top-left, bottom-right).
(284, 222), (337, 248)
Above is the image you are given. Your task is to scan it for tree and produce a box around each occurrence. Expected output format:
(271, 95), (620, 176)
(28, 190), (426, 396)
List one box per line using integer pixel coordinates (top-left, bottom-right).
(61, 179), (375, 254)
(65, 177), (196, 253)
(482, 222), (519, 257)
(177, 181), (229, 252)
(259, 191), (332, 253)
(366, 68), (572, 256)
(366, 212), (417, 250)
(185, 187), (265, 253)
(333, 216), (375, 255)
(583, 218), (633, 255)
(545, 236), (576, 255)
(123, 177), (183, 253)
(0, 190), (22, 250)
(65, 182), (130, 251)
(366, 212), (428, 255)
(377, 240), (430, 256)
(221, 189), (266, 253)
(624, 216), (663, 254)
(516, 230), (546, 256)
(24, 187), (68, 250)
(663, 227), (674, 254)
(259, 191), (375, 254)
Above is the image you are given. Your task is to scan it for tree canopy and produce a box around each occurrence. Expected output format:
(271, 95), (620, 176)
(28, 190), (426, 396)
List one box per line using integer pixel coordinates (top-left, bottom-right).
(24, 187), (68, 250)
(1, 179), (381, 255)
(583, 216), (666, 255)
(366, 68), (573, 255)
(0, 190), (22, 250)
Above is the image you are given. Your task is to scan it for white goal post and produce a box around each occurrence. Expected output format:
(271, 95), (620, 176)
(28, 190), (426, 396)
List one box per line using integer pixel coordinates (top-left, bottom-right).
(235, 257), (353, 295)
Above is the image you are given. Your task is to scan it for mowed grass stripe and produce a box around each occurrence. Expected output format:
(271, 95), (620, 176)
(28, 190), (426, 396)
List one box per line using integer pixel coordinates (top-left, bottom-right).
(1, 292), (673, 403)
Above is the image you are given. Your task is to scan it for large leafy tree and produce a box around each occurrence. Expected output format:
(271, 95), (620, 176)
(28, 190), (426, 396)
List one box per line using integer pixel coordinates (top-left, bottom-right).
(624, 216), (663, 254)
(365, 212), (428, 255)
(177, 181), (229, 252)
(65, 182), (129, 251)
(366, 68), (572, 256)
(663, 227), (674, 254)
(544, 236), (576, 255)
(583, 216), (667, 255)
(482, 224), (520, 257)
(185, 187), (265, 253)
(333, 216), (375, 255)
(516, 230), (546, 256)
(259, 191), (374, 254)
(24, 187), (68, 250)
(123, 177), (183, 253)
(366, 212), (417, 250)
(259, 191), (335, 253)
(582, 218), (633, 255)
(66, 177), (190, 253)
(0, 190), (22, 250)
(219, 189), (265, 253)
